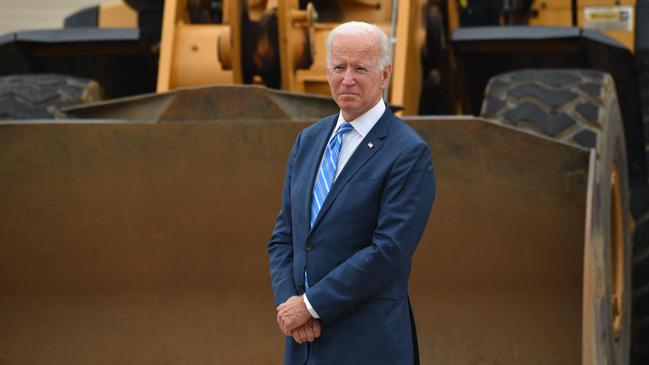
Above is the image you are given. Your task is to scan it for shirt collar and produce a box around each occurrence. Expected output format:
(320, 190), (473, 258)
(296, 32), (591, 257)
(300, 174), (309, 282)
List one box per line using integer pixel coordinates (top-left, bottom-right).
(333, 98), (386, 139)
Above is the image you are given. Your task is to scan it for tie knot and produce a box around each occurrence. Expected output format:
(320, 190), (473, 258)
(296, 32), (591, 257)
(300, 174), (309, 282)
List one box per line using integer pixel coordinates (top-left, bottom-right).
(337, 122), (353, 136)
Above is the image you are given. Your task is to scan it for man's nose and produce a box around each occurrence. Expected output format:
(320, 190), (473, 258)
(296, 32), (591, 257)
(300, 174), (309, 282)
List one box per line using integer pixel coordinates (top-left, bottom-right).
(342, 68), (355, 85)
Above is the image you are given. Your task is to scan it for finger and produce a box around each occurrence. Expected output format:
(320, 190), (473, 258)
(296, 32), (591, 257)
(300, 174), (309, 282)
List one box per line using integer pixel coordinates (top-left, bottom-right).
(312, 320), (321, 338)
(291, 329), (303, 344)
(279, 322), (293, 336)
(283, 322), (293, 334)
(292, 328), (305, 344)
(279, 314), (291, 333)
(278, 311), (294, 329)
(298, 326), (308, 343)
(278, 316), (291, 335)
(278, 318), (290, 335)
(304, 322), (315, 342)
(282, 327), (295, 336)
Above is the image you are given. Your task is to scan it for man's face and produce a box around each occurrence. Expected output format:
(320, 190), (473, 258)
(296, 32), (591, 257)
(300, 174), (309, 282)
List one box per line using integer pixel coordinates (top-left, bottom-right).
(327, 33), (391, 122)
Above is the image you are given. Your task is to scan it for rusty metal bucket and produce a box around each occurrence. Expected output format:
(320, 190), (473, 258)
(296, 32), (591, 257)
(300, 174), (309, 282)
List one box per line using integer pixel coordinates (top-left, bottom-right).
(0, 87), (617, 364)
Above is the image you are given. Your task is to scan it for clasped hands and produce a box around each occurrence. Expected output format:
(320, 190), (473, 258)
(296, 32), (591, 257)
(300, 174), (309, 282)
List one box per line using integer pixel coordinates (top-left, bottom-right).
(276, 295), (321, 344)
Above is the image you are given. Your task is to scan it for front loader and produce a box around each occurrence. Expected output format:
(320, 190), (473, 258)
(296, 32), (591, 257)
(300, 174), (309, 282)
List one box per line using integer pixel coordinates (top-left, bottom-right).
(1, 1), (648, 364)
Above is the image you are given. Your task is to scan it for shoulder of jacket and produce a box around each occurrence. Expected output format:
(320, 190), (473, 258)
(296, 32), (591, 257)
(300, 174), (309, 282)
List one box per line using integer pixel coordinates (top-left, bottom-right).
(302, 113), (337, 136)
(388, 116), (428, 147)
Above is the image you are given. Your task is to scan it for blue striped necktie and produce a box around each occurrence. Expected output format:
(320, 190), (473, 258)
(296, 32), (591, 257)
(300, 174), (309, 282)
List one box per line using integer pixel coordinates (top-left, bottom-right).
(310, 122), (354, 227)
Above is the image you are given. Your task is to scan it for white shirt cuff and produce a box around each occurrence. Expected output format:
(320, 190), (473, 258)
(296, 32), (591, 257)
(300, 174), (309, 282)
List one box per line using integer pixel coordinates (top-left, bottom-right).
(303, 294), (320, 319)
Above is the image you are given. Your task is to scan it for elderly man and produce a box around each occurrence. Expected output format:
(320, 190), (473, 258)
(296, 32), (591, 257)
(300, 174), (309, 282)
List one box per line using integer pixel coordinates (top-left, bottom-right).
(268, 21), (436, 365)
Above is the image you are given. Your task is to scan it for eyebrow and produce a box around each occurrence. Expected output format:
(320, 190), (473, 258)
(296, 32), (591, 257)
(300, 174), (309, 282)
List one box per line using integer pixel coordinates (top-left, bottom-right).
(331, 61), (371, 68)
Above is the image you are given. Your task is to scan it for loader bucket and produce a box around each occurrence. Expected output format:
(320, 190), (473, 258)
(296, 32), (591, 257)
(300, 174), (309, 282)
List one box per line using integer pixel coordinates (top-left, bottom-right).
(0, 116), (593, 364)
(63, 84), (340, 122)
(409, 117), (592, 364)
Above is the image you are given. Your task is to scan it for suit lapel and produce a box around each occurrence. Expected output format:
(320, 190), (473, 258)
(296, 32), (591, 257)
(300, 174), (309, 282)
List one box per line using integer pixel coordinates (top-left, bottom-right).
(309, 108), (393, 233)
(303, 115), (338, 232)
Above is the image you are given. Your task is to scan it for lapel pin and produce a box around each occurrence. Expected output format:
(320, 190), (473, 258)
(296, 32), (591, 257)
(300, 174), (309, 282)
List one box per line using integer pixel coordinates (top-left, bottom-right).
(368, 142), (374, 149)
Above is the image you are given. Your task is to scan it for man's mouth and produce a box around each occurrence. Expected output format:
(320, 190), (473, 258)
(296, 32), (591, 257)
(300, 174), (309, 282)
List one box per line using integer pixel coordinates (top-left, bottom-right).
(339, 93), (359, 98)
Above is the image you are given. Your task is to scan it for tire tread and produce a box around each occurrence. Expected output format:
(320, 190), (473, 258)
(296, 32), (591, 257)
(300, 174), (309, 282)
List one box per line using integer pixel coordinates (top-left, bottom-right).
(0, 74), (103, 120)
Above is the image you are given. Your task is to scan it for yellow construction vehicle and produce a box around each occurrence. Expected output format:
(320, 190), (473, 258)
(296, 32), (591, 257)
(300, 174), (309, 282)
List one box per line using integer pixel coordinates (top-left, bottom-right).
(0, 1), (648, 364)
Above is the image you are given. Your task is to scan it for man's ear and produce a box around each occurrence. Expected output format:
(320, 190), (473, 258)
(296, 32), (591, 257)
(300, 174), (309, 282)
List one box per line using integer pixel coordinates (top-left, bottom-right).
(381, 64), (392, 89)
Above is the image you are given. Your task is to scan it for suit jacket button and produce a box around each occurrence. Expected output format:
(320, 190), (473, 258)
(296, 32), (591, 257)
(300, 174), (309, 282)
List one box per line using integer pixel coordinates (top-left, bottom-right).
(305, 243), (313, 251)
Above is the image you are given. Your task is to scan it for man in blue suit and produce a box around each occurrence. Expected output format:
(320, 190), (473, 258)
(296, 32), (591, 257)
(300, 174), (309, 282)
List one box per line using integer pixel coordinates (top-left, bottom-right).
(268, 21), (436, 365)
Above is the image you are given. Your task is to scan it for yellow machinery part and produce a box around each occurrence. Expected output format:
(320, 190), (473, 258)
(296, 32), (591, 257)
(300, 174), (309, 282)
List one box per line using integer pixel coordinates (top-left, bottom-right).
(578, 0), (636, 52)
(529, 0), (573, 26)
(391, 0), (425, 115)
(98, 1), (138, 28)
(277, 0), (315, 92)
(156, 0), (428, 114)
(152, 0), (639, 114)
(157, 0), (242, 91)
(527, 0), (636, 51)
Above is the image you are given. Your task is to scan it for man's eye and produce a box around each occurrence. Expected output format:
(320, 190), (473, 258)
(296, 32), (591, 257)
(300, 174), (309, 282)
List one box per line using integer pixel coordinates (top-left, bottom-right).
(334, 66), (344, 72)
(356, 67), (367, 72)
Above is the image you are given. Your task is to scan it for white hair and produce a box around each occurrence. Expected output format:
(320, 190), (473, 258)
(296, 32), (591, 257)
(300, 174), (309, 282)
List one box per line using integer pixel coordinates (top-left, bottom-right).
(326, 21), (390, 70)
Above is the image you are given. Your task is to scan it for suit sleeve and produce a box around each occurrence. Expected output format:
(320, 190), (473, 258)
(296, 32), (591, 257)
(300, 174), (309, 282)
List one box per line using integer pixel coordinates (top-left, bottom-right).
(268, 132), (301, 307)
(305, 141), (436, 322)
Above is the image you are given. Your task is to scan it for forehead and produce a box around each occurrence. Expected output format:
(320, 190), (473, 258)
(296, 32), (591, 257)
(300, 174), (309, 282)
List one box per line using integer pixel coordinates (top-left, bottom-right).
(329, 33), (379, 63)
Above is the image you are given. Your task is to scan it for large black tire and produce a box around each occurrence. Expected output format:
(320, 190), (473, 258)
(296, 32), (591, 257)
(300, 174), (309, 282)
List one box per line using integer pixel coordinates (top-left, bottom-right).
(481, 69), (610, 148)
(631, 185), (649, 364)
(631, 53), (649, 365)
(0, 74), (103, 120)
(482, 69), (634, 364)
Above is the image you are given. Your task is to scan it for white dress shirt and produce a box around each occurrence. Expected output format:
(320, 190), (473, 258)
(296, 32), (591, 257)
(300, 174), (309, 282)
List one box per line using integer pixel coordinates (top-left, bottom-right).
(303, 98), (386, 319)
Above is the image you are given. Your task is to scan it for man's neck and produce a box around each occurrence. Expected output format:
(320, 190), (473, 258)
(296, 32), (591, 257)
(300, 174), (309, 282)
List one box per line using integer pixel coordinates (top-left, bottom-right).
(341, 98), (384, 122)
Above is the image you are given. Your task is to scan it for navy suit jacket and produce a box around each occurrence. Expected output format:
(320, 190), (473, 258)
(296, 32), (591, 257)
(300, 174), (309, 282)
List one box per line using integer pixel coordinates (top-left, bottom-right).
(268, 106), (436, 365)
